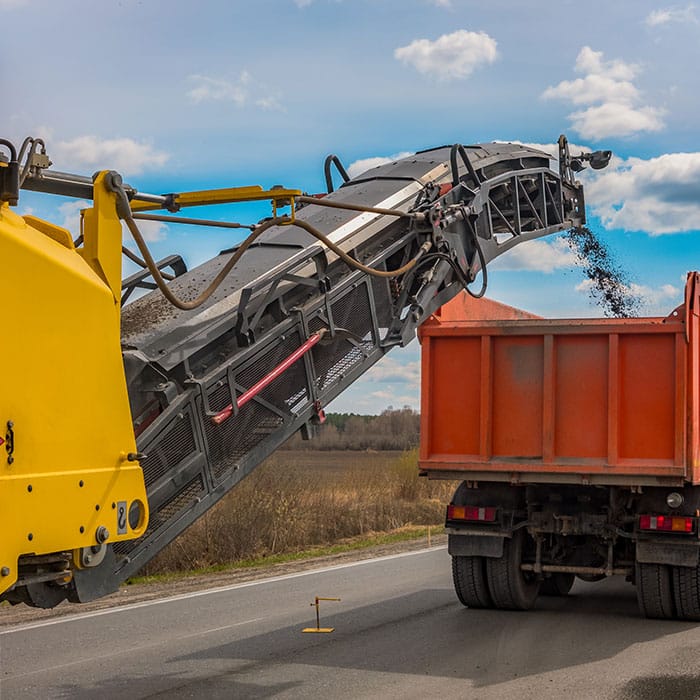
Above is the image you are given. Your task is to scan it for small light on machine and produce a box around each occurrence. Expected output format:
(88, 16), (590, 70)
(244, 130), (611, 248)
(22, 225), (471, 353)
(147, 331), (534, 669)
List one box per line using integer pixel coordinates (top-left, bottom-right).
(666, 492), (684, 509)
(128, 500), (145, 531)
(447, 505), (497, 522)
(639, 514), (695, 533)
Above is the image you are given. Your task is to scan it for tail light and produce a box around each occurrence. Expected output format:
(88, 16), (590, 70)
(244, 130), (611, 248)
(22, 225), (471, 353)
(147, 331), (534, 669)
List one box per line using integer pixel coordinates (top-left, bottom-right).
(447, 505), (497, 523)
(639, 514), (695, 534)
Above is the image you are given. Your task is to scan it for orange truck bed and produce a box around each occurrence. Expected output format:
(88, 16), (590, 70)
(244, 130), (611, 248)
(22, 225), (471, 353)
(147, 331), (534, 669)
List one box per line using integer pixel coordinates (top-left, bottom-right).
(418, 273), (700, 487)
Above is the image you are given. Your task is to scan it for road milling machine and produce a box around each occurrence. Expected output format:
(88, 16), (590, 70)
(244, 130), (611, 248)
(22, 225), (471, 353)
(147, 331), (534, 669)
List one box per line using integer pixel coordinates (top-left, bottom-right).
(0, 134), (602, 608)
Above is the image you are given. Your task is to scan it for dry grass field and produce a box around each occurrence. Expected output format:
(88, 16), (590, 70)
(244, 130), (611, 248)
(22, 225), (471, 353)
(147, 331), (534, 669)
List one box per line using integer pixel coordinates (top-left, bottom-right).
(142, 449), (455, 576)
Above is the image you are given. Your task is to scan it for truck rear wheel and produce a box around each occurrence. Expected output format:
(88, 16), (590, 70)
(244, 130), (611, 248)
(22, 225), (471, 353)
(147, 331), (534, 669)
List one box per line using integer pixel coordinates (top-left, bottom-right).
(541, 573), (575, 596)
(636, 563), (675, 619)
(671, 564), (700, 621)
(452, 556), (493, 608)
(485, 530), (539, 610)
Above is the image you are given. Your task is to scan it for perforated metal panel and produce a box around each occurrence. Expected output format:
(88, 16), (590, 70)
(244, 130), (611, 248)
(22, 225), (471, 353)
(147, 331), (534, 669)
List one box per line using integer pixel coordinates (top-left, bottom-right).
(310, 284), (376, 390)
(199, 332), (309, 483)
(139, 413), (197, 488)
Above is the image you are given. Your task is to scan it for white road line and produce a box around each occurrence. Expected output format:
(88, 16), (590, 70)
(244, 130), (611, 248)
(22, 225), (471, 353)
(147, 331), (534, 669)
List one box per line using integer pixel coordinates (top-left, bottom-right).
(0, 546), (446, 635)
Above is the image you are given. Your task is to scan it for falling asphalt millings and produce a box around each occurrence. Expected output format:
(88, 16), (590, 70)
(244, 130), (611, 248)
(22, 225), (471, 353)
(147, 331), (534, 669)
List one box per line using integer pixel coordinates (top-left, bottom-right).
(564, 225), (641, 318)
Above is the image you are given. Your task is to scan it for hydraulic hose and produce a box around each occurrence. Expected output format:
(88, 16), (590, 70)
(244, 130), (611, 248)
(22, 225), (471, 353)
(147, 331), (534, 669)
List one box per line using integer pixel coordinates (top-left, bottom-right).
(124, 216), (283, 311)
(123, 213), (431, 311)
(291, 217), (431, 278)
(465, 222), (488, 299)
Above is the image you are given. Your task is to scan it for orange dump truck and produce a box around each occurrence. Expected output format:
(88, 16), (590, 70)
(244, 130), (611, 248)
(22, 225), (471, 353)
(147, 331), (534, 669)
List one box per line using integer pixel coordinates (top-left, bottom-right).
(418, 272), (700, 620)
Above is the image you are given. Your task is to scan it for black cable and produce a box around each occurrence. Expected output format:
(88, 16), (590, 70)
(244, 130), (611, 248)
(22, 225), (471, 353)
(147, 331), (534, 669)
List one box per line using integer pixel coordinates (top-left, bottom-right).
(447, 207), (488, 299)
(414, 252), (470, 287)
(414, 243), (488, 298)
(17, 137), (33, 165)
(0, 139), (17, 162)
(19, 140), (38, 186)
(16, 137), (48, 186)
(466, 223), (488, 299)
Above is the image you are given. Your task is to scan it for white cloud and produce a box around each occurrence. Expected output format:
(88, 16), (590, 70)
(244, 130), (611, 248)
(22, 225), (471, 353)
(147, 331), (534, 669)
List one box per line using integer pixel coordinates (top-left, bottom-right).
(31, 124), (54, 142)
(255, 96), (285, 112)
(187, 72), (250, 105)
(394, 29), (497, 81)
(0, 0), (27, 8)
(542, 73), (639, 107)
(569, 103), (665, 141)
(585, 151), (700, 234)
(576, 278), (680, 315)
(646, 5), (698, 25)
(491, 237), (579, 273)
(50, 135), (168, 176)
(292, 0), (350, 7)
(347, 151), (414, 178)
(58, 200), (90, 235)
(124, 219), (168, 243)
(574, 46), (639, 81)
(362, 357), (420, 387)
(187, 72), (283, 112)
(326, 348), (421, 413)
(629, 282), (681, 312)
(369, 390), (419, 408)
(543, 46), (665, 140)
(427, 0), (452, 6)
(330, 386), (419, 413)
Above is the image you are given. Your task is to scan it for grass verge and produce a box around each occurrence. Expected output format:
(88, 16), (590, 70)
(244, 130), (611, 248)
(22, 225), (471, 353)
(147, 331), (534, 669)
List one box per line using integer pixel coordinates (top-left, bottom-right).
(127, 524), (441, 586)
(136, 449), (454, 580)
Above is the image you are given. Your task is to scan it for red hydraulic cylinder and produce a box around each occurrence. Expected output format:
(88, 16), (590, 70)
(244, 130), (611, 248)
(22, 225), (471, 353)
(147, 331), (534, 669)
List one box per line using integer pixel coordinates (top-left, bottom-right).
(211, 331), (323, 425)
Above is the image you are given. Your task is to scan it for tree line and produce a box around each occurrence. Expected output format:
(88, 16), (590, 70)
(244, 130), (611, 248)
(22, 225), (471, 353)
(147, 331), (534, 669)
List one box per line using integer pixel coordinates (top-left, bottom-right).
(282, 406), (420, 451)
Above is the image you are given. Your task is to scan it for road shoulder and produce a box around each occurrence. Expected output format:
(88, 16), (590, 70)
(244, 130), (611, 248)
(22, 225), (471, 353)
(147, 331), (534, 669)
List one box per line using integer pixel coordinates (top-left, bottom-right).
(0, 534), (446, 628)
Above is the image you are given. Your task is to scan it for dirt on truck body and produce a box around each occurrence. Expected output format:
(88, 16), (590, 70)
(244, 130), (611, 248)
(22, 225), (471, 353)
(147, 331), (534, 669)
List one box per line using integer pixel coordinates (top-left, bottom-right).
(419, 272), (700, 620)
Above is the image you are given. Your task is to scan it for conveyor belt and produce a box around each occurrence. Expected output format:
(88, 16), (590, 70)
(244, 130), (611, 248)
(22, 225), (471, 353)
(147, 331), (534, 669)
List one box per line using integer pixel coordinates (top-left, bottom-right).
(64, 142), (587, 602)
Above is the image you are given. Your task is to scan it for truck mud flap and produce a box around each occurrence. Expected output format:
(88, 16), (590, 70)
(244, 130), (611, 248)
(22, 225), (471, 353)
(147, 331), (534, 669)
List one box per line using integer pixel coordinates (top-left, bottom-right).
(636, 541), (700, 568)
(448, 533), (504, 558)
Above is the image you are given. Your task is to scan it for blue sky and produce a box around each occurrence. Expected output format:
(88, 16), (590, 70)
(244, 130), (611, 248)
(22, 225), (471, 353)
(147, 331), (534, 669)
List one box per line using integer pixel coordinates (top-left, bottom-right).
(3, 0), (700, 413)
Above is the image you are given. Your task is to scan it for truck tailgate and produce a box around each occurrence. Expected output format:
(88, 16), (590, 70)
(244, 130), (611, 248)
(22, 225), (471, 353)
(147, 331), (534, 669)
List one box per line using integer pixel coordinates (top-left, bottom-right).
(418, 274), (700, 486)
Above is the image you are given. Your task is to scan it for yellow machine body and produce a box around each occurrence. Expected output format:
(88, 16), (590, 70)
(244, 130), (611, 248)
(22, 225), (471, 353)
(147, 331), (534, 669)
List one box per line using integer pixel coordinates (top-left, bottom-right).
(0, 175), (148, 596)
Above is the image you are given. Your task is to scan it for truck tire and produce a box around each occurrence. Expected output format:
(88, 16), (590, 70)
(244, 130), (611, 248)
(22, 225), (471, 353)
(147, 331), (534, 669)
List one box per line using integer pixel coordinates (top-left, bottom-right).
(452, 556), (492, 608)
(672, 564), (700, 621)
(485, 530), (539, 610)
(636, 563), (675, 619)
(541, 573), (575, 596)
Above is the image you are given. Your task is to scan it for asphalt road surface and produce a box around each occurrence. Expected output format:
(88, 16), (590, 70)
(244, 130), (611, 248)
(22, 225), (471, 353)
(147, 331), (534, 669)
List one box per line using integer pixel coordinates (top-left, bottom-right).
(3, 547), (700, 699)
